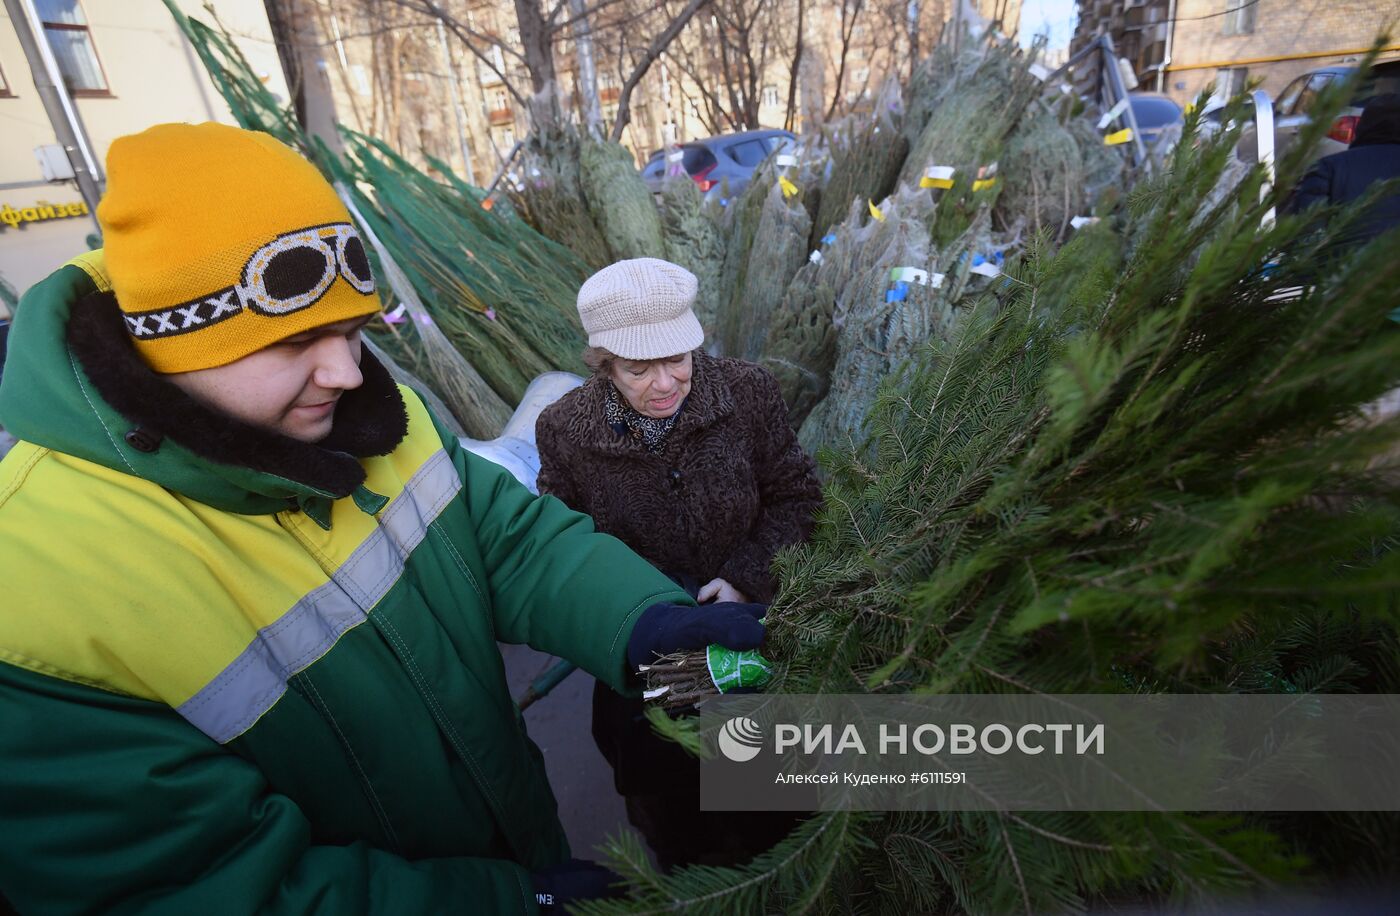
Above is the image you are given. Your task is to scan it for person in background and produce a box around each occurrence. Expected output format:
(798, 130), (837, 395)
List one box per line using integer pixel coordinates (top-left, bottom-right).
(536, 257), (823, 869)
(1283, 92), (1400, 248)
(0, 123), (767, 915)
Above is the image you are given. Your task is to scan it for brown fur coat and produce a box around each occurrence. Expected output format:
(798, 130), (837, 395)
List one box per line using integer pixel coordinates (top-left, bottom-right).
(535, 352), (822, 601)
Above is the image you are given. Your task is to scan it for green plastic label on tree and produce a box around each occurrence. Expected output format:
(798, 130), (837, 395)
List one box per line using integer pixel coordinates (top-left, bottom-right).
(706, 645), (773, 692)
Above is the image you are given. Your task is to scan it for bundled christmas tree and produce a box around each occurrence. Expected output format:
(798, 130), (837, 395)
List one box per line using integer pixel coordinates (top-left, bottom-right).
(719, 182), (814, 360)
(601, 83), (1400, 914)
(994, 96), (1121, 240)
(797, 185), (992, 456)
(580, 139), (667, 262)
(897, 39), (1044, 193)
(329, 135), (587, 404)
(660, 171), (727, 332)
(755, 203), (859, 428)
(511, 95), (615, 272)
(811, 80), (910, 247)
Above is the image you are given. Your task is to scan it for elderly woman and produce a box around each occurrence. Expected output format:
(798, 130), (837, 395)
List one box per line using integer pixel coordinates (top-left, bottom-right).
(536, 257), (822, 868)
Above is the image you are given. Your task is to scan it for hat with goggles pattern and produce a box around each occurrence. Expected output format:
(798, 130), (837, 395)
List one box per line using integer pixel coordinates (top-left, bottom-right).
(98, 122), (381, 373)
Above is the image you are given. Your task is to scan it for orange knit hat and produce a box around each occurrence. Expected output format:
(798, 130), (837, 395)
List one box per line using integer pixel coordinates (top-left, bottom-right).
(97, 122), (381, 373)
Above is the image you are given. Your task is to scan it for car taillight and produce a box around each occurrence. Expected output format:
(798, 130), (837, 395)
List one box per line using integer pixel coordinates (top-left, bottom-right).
(1327, 115), (1359, 145)
(693, 163), (717, 192)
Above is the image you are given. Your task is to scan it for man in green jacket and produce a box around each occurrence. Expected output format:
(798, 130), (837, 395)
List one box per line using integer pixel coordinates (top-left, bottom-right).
(0, 122), (765, 915)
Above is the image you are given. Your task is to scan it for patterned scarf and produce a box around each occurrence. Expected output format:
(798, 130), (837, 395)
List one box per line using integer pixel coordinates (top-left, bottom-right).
(605, 383), (683, 452)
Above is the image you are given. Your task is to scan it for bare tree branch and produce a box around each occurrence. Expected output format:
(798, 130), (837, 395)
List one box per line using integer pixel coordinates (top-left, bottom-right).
(783, 0), (804, 130)
(548, 0), (635, 35)
(826, 0), (866, 121)
(609, 0), (712, 142)
(380, 0), (530, 105)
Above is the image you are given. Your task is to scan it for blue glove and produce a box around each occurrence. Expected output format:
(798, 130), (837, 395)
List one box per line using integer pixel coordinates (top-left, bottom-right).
(626, 601), (766, 669)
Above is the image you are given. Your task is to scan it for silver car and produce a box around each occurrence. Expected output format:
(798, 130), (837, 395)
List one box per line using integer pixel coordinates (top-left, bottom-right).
(1238, 60), (1400, 164)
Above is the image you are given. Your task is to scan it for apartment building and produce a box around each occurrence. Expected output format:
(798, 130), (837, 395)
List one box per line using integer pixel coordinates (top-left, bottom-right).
(0, 0), (286, 297)
(1071, 0), (1400, 104)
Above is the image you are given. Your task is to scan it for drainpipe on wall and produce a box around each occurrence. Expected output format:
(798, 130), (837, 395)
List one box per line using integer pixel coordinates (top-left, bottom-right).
(4, 0), (105, 238)
(1156, 0), (1177, 93)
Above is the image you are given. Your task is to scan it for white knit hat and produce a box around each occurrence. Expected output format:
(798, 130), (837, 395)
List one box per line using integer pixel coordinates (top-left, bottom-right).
(576, 257), (704, 360)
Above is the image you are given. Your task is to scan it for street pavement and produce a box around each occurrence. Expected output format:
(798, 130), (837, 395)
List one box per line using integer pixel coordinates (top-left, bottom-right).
(499, 642), (635, 860)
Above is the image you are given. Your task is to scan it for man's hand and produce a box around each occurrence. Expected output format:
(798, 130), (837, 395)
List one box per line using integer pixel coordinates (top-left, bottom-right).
(626, 601), (766, 669)
(697, 577), (748, 604)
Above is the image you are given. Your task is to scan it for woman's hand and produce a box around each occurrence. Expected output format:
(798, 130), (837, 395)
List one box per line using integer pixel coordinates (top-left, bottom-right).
(697, 577), (748, 604)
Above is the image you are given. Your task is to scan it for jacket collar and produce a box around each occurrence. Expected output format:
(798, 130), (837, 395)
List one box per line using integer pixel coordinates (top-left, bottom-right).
(61, 288), (408, 518)
(562, 350), (735, 456)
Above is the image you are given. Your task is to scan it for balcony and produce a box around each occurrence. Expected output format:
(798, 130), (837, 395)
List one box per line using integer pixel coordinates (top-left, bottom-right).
(488, 106), (513, 126)
(1142, 23), (1169, 45)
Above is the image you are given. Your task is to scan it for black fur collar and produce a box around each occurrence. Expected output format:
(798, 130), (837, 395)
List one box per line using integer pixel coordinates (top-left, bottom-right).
(67, 290), (408, 499)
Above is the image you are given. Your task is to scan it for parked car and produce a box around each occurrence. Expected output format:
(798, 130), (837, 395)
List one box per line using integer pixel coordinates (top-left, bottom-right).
(640, 129), (796, 198)
(1238, 59), (1400, 164)
(1127, 92), (1185, 154)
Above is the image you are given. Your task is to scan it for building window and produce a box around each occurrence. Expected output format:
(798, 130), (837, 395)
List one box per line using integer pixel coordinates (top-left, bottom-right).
(350, 63), (371, 97)
(761, 84), (780, 107)
(1223, 0), (1257, 36)
(34, 1), (109, 95)
(493, 89), (508, 110)
(1215, 67), (1249, 101)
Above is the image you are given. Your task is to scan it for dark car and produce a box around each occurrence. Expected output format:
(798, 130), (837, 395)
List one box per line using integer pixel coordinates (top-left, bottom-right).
(1127, 93), (1185, 153)
(1239, 59), (1400, 164)
(641, 129), (796, 199)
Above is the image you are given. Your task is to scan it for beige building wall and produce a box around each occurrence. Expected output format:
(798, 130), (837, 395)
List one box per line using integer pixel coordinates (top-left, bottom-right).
(1163, 0), (1400, 104)
(0, 0), (286, 298)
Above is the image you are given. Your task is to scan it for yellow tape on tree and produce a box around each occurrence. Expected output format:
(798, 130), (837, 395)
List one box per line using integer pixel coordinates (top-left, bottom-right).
(920, 165), (956, 190)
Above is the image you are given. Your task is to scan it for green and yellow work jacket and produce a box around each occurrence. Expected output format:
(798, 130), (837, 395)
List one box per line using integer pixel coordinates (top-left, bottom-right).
(0, 254), (689, 915)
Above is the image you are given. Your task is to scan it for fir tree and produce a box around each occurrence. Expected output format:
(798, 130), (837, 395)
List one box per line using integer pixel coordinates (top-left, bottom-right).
(591, 76), (1400, 915)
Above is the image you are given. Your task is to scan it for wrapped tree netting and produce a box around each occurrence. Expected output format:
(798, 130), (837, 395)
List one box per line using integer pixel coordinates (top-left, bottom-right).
(798, 187), (992, 456)
(901, 45), (960, 148)
(712, 173), (772, 357)
(1065, 109), (1129, 203)
(757, 202), (865, 427)
(995, 99), (1099, 240)
(339, 191), (512, 438)
(897, 41), (1046, 192)
(812, 79), (909, 245)
(660, 173), (727, 333)
(714, 146), (825, 357)
(718, 183), (813, 360)
(512, 95), (613, 272)
(580, 139), (666, 262)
